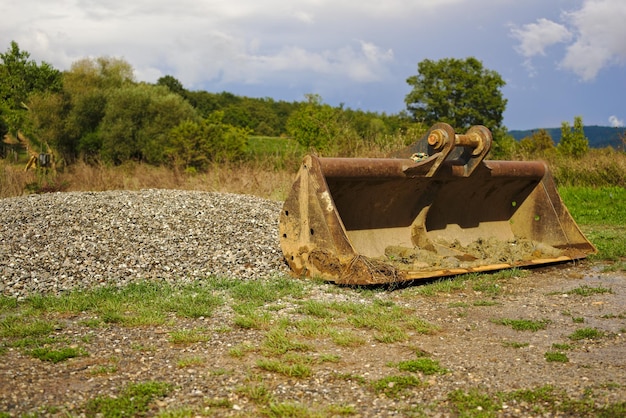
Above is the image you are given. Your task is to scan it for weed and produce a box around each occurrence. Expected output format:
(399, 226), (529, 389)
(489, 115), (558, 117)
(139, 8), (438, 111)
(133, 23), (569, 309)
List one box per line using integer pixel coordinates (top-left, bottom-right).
(566, 285), (613, 296)
(29, 346), (87, 363)
(372, 375), (422, 397)
(551, 343), (573, 350)
(84, 381), (172, 417)
(502, 341), (529, 348)
(329, 330), (366, 347)
(325, 403), (357, 416)
(176, 356), (205, 368)
(233, 307), (272, 330)
(390, 358), (448, 375)
(256, 358), (312, 378)
(168, 328), (210, 344)
(297, 300), (336, 318)
(204, 398), (233, 408)
(90, 364), (118, 375)
(572, 317), (585, 323)
(237, 383), (273, 404)
(492, 318), (550, 331)
(568, 327), (605, 341)
(261, 327), (311, 356)
(448, 389), (501, 417)
(0, 316), (57, 339)
(263, 402), (320, 418)
(544, 351), (569, 362)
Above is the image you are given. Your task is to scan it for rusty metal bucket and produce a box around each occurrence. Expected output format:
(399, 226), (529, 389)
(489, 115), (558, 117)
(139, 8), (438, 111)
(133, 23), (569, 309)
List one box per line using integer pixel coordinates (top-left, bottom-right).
(279, 123), (596, 285)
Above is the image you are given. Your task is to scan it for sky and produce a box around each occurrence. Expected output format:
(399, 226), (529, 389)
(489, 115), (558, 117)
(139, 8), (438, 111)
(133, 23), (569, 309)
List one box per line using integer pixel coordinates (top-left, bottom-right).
(1, 0), (625, 130)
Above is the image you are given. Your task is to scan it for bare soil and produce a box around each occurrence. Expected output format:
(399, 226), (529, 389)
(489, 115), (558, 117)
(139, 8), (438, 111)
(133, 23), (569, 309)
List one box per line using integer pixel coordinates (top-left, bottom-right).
(1, 262), (625, 417)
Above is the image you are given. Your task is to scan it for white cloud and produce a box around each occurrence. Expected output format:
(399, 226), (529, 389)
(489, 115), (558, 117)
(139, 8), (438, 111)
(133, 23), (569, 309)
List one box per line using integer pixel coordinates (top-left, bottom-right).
(512, 0), (626, 80)
(510, 18), (571, 58)
(609, 115), (624, 128)
(560, 0), (626, 80)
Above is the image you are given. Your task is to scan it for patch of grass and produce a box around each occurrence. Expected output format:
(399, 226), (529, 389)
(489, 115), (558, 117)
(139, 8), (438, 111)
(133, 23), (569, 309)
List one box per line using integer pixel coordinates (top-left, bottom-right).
(325, 404), (357, 416)
(551, 343), (573, 350)
(156, 407), (196, 418)
(544, 351), (569, 363)
(233, 305), (272, 330)
(572, 316), (585, 323)
(168, 328), (210, 344)
(228, 343), (255, 358)
(408, 276), (469, 296)
(29, 346), (87, 363)
(329, 329), (366, 347)
(293, 317), (333, 338)
(84, 381), (172, 417)
(263, 402), (320, 418)
(405, 317), (440, 334)
(332, 373), (367, 385)
(390, 358), (448, 375)
(90, 364), (118, 375)
(568, 327), (605, 341)
(297, 300), (336, 318)
(237, 382), (273, 404)
(566, 285), (613, 296)
(0, 315), (58, 339)
(448, 388), (501, 417)
(492, 318), (550, 331)
(229, 276), (307, 307)
(204, 398), (233, 409)
(372, 375), (422, 397)
(502, 341), (529, 348)
(261, 327), (311, 356)
(176, 356), (205, 368)
(256, 357), (312, 378)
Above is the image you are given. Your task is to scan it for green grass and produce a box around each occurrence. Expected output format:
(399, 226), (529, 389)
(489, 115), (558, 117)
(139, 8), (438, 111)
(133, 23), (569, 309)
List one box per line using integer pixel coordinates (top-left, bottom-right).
(565, 285), (613, 296)
(559, 186), (626, 261)
(492, 318), (550, 331)
(448, 388), (501, 417)
(84, 381), (173, 417)
(168, 328), (211, 344)
(568, 327), (606, 341)
(29, 346), (87, 363)
(390, 357), (448, 375)
(544, 351), (569, 363)
(372, 375), (423, 397)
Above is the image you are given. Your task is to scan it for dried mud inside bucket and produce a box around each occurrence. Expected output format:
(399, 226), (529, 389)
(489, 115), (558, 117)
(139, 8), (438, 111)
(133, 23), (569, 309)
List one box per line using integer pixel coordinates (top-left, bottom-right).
(382, 237), (563, 271)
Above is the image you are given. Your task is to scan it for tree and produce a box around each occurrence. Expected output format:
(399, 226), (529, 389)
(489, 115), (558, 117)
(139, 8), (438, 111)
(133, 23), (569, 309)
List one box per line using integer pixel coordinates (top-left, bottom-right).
(286, 94), (341, 152)
(167, 111), (248, 171)
(519, 129), (556, 157)
(0, 41), (62, 136)
(99, 84), (197, 164)
(405, 57), (507, 135)
(558, 116), (589, 158)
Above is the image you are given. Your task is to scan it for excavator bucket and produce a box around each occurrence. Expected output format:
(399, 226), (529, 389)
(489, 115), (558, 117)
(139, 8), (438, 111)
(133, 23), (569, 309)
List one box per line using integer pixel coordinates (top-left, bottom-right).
(279, 123), (596, 285)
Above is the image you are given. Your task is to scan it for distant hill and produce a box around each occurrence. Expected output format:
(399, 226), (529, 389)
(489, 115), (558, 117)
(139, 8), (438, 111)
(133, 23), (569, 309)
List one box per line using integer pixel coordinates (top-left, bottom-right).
(509, 126), (625, 149)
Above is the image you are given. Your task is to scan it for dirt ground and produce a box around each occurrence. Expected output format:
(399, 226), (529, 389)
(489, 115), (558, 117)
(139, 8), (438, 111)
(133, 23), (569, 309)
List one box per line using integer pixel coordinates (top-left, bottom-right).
(1, 262), (625, 417)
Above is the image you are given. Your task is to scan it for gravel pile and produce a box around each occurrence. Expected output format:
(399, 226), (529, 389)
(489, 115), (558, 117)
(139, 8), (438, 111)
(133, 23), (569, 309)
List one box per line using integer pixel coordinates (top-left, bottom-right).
(0, 189), (290, 298)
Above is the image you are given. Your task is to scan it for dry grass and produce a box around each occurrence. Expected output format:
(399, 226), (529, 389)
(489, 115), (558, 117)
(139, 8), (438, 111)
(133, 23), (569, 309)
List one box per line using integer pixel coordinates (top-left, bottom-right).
(2, 145), (625, 200)
(1, 159), (295, 201)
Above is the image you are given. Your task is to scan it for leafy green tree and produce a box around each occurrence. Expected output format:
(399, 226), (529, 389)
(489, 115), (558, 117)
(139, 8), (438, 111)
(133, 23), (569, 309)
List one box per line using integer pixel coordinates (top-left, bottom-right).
(99, 84), (197, 164)
(519, 129), (555, 157)
(405, 57), (507, 135)
(167, 111), (248, 171)
(558, 116), (589, 158)
(0, 41), (62, 136)
(286, 94), (341, 152)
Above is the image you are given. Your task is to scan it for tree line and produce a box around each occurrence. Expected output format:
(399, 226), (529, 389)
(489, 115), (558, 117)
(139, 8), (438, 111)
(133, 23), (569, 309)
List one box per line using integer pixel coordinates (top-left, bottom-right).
(1, 40), (591, 172)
